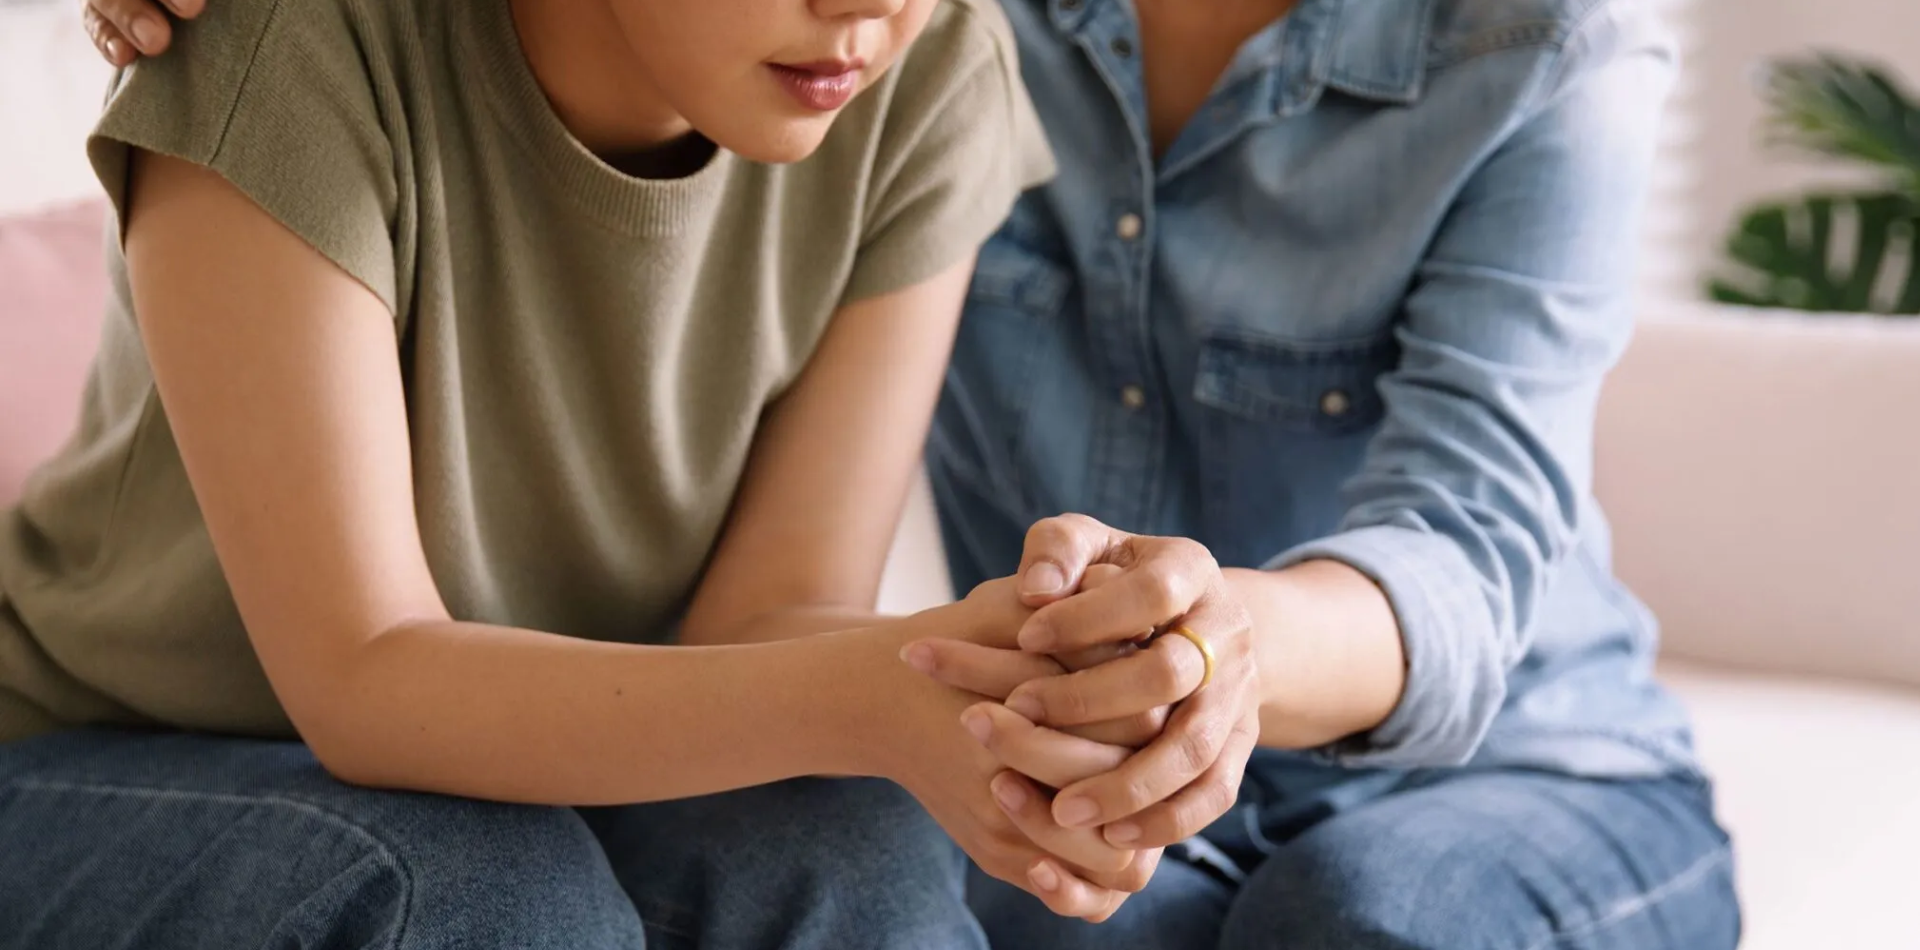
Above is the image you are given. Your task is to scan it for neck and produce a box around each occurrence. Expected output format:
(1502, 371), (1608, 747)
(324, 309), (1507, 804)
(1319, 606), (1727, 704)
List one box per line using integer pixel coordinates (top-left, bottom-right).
(507, 0), (697, 162)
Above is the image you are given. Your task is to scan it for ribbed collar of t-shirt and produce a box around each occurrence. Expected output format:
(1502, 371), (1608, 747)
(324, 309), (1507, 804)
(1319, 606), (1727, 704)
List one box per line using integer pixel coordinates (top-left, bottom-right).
(461, 0), (735, 238)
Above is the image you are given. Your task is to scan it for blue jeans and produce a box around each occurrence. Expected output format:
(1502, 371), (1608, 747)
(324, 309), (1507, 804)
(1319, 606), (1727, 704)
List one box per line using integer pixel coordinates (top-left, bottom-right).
(969, 753), (1741, 950)
(0, 729), (986, 949)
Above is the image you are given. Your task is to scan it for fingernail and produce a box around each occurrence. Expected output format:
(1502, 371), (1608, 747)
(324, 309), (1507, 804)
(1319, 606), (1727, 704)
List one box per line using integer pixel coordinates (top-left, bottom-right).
(1018, 623), (1055, 652)
(1056, 796), (1099, 827)
(1029, 861), (1061, 892)
(1106, 822), (1141, 845)
(899, 643), (935, 674)
(992, 776), (1027, 813)
(1021, 562), (1065, 596)
(131, 16), (162, 51)
(1005, 691), (1043, 722)
(961, 710), (992, 745)
(105, 37), (128, 62)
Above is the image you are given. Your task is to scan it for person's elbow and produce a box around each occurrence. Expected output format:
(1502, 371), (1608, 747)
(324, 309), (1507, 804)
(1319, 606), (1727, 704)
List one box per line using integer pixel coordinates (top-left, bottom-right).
(254, 624), (420, 789)
(276, 674), (389, 787)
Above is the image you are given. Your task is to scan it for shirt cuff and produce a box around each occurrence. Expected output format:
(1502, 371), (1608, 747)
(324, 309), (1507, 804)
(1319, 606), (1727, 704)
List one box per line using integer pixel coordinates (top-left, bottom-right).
(1263, 524), (1507, 768)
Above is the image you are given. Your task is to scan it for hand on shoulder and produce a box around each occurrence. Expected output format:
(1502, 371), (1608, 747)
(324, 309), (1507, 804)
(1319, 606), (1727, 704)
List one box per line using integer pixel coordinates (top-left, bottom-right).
(85, 0), (201, 66)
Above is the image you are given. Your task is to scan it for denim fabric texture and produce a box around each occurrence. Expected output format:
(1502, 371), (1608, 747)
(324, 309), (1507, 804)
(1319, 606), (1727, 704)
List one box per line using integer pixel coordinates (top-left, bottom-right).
(0, 730), (986, 950)
(968, 756), (1739, 949)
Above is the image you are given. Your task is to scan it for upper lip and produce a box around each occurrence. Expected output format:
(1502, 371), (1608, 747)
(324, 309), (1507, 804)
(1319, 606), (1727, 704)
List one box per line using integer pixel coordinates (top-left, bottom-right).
(776, 59), (865, 77)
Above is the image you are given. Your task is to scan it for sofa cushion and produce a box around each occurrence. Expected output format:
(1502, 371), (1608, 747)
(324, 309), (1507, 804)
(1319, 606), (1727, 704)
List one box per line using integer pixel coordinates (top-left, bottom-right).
(1598, 304), (1920, 689)
(0, 200), (110, 508)
(1661, 659), (1920, 950)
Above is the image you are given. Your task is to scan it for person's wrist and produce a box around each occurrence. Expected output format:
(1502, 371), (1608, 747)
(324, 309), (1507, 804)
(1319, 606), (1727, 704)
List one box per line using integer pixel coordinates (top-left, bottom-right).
(804, 620), (942, 781)
(817, 590), (1031, 781)
(1227, 562), (1405, 747)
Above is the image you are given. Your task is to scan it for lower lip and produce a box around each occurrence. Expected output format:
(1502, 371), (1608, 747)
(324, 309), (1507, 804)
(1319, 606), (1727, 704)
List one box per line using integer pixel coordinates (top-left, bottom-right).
(770, 65), (859, 112)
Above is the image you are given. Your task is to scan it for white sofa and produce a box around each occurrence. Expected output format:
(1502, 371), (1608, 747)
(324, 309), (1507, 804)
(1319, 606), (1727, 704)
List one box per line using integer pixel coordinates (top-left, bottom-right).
(878, 304), (1920, 948)
(1597, 305), (1920, 949)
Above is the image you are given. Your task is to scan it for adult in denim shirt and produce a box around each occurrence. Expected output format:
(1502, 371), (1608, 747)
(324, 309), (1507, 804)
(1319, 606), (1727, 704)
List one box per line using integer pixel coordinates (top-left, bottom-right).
(914, 0), (1742, 946)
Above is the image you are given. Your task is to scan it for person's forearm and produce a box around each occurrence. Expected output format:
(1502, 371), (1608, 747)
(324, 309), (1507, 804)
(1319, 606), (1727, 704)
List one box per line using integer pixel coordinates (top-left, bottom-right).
(1224, 561), (1407, 749)
(307, 617), (924, 805)
(683, 603), (894, 646)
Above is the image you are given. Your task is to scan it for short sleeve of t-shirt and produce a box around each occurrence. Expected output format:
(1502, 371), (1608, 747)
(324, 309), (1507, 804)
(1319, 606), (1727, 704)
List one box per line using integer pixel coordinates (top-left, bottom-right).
(87, 0), (400, 312)
(841, 0), (1057, 303)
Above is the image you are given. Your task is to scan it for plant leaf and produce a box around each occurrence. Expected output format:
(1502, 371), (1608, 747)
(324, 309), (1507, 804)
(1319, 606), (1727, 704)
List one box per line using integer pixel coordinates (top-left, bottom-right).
(1707, 192), (1920, 314)
(1762, 54), (1920, 195)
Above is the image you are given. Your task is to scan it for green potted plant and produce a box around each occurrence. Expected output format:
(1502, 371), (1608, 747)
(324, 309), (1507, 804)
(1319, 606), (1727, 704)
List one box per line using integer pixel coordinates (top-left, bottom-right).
(1708, 54), (1920, 314)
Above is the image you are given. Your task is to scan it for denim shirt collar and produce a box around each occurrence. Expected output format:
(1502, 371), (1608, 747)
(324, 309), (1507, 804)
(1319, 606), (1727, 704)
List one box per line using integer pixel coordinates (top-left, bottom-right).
(1047, 0), (1433, 112)
(1321, 0), (1433, 104)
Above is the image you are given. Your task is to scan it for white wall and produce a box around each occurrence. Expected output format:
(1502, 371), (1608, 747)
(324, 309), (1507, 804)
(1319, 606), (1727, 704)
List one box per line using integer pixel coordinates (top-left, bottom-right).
(0, 3), (114, 215)
(1655, 0), (1920, 300)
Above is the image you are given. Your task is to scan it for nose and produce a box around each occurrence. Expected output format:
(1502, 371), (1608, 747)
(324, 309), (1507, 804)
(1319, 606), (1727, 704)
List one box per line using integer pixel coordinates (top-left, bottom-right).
(812, 0), (906, 21)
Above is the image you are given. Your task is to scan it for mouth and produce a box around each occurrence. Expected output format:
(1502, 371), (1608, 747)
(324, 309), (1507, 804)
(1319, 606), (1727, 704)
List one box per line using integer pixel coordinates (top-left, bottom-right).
(768, 58), (867, 112)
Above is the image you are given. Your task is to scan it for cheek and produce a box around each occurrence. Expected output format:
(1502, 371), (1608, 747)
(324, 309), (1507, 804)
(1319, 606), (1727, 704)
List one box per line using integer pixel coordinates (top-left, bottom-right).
(890, 0), (942, 50)
(618, 8), (762, 87)
(661, 34), (761, 87)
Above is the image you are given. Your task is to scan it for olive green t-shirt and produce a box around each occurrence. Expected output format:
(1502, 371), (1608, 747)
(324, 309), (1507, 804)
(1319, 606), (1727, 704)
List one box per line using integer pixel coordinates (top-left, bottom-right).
(0, 0), (1053, 741)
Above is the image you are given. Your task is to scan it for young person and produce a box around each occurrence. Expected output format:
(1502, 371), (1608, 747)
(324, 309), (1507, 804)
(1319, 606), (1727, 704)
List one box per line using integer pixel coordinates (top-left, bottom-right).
(0, 0), (1197, 945)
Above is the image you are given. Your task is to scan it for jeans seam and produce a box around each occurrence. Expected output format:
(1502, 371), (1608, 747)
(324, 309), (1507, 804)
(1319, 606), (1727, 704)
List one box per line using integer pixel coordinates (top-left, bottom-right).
(1485, 724), (1704, 777)
(637, 911), (701, 942)
(7, 777), (417, 946)
(1237, 801), (1281, 856)
(627, 894), (702, 942)
(1523, 846), (1732, 950)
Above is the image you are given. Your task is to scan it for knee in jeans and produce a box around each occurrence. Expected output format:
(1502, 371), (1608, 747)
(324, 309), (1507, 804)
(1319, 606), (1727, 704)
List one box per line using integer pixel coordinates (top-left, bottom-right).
(595, 778), (975, 947)
(0, 734), (641, 949)
(1217, 829), (1522, 950)
(699, 778), (961, 885)
(297, 794), (640, 948)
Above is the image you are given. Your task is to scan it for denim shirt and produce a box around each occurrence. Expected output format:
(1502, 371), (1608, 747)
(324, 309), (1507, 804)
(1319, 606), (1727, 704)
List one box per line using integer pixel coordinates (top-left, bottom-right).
(929, 0), (1701, 778)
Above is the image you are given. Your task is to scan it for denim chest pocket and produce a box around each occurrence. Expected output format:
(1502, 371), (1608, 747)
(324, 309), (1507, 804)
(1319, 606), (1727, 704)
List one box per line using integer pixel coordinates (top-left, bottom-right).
(1192, 331), (1398, 435)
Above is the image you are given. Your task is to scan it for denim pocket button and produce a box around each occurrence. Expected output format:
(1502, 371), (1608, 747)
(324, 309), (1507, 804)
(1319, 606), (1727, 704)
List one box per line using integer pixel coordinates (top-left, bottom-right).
(1191, 331), (1395, 435)
(1319, 389), (1351, 418)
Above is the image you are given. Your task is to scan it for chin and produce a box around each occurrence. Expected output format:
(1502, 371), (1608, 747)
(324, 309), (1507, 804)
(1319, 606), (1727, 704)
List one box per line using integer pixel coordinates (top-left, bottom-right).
(711, 115), (836, 165)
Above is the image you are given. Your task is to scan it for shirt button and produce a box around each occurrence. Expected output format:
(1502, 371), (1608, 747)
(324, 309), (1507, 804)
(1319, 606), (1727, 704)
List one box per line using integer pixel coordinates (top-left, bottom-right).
(1116, 213), (1143, 241)
(1319, 389), (1352, 417)
(1111, 37), (1134, 58)
(1059, 0), (1081, 8)
(1120, 385), (1148, 410)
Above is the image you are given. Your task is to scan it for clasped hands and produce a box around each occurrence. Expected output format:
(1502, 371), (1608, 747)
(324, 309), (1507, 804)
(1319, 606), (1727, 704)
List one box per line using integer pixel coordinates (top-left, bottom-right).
(899, 515), (1261, 921)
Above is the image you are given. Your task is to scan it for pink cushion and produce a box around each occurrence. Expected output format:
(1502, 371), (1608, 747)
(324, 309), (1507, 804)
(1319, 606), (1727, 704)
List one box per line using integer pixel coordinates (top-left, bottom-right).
(0, 200), (109, 508)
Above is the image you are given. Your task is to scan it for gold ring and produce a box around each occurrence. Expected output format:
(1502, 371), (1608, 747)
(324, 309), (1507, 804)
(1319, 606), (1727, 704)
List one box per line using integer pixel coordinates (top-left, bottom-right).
(1164, 626), (1215, 693)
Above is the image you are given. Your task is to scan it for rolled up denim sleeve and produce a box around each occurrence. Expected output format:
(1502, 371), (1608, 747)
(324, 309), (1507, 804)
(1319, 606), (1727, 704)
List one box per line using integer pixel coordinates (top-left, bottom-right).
(1264, 9), (1677, 768)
